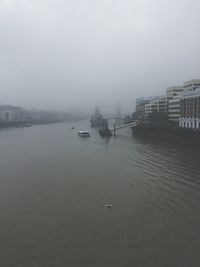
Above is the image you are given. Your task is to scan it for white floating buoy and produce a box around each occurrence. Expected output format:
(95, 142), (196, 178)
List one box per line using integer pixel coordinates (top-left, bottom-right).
(104, 204), (112, 209)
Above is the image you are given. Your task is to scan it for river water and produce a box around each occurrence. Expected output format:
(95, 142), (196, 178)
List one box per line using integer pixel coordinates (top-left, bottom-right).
(0, 121), (200, 267)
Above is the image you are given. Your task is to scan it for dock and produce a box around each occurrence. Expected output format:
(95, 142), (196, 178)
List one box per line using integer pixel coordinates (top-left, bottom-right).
(110, 121), (138, 136)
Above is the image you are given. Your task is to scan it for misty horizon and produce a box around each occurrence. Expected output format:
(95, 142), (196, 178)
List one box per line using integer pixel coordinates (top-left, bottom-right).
(1, 0), (200, 113)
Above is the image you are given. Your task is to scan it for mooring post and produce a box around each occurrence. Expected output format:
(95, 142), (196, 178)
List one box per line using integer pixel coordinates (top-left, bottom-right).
(113, 123), (116, 136)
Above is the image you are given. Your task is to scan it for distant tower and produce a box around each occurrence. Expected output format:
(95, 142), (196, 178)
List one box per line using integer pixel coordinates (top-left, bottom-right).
(115, 104), (122, 124)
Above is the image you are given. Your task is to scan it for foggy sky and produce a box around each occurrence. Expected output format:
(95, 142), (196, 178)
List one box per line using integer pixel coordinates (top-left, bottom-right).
(1, 0), (200, 112)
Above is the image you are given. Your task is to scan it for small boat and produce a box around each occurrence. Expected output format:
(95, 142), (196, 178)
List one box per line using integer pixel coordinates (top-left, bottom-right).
(78, 130), (90, 137)
(99, 128), (112, 137)
(18, 123), (31, 127)
(99, 119), (112, 137)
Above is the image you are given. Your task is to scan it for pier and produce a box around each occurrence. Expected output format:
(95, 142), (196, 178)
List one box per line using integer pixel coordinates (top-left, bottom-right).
(111, 121), (138, 136)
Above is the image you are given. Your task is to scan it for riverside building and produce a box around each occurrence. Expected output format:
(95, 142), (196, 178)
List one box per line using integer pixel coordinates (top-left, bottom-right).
(179, 88), (200, 129)
(166, 86), (183, 99)
(136, 97), (154, 120)
(168, 95), (182, 125)
(135, 79), (200, 129)
(0, 105), (21, 121)
(183, 79), (200, 91)
(144, 96), (167, 118)
(167, 80), (200, 127)
(166, 86), (183, 125)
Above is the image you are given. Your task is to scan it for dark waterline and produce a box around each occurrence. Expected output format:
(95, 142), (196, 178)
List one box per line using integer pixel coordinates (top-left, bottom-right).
(0, 121), (200, 267)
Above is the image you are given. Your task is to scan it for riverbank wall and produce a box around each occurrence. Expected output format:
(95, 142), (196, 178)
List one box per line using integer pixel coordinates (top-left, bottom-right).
(0, 119), (65, 128)
(132, 126), (200, 148)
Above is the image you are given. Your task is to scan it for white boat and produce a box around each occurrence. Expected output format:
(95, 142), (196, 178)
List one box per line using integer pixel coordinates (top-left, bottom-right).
(78, 130), (90, 137)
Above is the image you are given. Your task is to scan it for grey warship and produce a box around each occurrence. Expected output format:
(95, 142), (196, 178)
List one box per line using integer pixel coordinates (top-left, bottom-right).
(90, 107), (105, 127)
